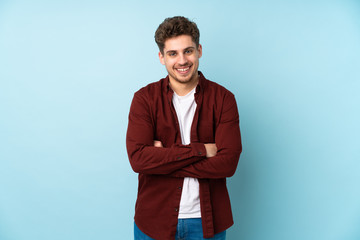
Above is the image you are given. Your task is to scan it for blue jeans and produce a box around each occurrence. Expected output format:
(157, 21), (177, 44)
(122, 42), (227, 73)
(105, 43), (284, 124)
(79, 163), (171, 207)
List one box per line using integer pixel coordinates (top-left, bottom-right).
(134, 218), (226, 240)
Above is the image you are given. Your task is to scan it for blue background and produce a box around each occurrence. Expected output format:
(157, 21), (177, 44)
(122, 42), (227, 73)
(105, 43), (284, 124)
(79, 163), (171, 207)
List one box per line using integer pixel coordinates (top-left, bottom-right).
(1, 0), (359, 239)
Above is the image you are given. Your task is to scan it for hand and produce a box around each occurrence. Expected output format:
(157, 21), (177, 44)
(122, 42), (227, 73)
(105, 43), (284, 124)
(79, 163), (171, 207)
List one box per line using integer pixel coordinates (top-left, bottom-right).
(204, 143), (217, 158)
(154, 140), (163, 148)
(154, 141), (217, 158)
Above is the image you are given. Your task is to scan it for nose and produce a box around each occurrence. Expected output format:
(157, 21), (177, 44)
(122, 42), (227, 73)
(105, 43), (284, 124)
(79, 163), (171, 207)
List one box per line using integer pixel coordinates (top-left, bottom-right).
(178, 53), (188, 65)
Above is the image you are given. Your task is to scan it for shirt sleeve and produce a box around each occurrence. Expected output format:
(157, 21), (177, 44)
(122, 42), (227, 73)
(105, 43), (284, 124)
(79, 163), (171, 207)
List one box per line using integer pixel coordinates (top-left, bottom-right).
(168, 92), (242, 179)
(126, 91), (207, 175)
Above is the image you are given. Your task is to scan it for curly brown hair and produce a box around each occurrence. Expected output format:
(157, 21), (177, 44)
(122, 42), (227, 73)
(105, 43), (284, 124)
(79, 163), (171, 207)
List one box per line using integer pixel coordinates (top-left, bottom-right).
(155, 16), (200, 54)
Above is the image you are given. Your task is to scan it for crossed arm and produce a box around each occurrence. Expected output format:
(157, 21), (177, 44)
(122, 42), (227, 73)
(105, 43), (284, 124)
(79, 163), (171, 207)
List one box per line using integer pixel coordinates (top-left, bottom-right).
(154, 140), (218, 158)
(126, 91), (242, 179)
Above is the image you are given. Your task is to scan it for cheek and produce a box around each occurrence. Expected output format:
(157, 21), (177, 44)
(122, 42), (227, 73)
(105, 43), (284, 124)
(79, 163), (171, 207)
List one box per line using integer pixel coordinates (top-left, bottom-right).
(165, 60), (176, 68)
(190, 56), (199, 63)
(190, 59), (198, 67)
(165, 61), (172, 67)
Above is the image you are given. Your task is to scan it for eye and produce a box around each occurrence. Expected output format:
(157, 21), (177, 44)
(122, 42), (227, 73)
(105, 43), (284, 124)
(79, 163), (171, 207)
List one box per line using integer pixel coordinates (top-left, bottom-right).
(168, 52), (177, 57)
(185, 49), (193, 54)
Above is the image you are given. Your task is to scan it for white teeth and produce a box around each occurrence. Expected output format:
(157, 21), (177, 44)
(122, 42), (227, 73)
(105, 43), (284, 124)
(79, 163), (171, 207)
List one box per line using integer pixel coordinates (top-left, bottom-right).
(177, 67), (190, 72)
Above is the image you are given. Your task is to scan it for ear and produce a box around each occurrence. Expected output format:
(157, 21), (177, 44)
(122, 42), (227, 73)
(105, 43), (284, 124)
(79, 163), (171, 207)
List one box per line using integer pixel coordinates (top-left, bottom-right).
(198, 44), (203, 58)
(159, 51), (165, 65)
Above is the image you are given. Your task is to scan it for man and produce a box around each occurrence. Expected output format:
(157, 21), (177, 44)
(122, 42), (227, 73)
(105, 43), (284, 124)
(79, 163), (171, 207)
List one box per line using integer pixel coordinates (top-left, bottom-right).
(126, 16), (242, 240)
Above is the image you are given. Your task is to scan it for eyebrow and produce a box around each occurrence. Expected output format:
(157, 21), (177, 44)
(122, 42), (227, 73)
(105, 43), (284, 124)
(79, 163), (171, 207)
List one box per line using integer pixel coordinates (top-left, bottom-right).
(165, 47), (195, 54)
(184, 47), (195, 51)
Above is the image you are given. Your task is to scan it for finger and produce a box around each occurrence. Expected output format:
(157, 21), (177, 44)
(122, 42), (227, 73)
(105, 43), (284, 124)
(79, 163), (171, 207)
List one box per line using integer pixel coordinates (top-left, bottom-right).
(154, 140), (163, 147)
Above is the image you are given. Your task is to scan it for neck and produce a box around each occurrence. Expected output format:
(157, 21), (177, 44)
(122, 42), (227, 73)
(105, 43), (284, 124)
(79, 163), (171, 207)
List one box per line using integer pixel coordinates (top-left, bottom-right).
(169, 74), (199, 96)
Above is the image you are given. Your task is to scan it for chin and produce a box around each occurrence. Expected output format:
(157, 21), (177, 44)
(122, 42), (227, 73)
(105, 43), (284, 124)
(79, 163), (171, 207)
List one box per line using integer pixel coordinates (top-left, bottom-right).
(177, 77), (193, 84)
(176, 72), (196, 82)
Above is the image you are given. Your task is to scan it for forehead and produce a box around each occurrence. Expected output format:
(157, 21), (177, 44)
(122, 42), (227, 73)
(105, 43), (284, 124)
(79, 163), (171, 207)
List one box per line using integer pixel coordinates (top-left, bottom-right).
(164, 35), (196, 51)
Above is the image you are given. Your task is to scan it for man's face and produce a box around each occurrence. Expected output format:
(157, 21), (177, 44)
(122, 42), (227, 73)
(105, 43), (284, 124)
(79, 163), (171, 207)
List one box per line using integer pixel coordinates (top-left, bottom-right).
(159, 35), (202, 85)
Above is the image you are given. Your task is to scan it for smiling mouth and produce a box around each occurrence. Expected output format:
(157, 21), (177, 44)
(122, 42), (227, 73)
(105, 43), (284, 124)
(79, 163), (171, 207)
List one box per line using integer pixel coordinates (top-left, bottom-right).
(175, 66), (191, 74)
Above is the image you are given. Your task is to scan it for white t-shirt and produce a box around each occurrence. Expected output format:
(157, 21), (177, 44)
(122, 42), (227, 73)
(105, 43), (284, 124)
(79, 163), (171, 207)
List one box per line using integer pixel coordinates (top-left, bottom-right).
(172, 87), (201, 219)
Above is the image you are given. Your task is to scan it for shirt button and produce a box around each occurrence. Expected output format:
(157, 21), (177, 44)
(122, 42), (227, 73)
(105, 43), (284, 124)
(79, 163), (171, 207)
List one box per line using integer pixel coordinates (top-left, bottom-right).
(178, 186), (182, 190)
(175, 208), (178, 212)
(177, 157), (181, 160)
(198, 152), (202, 155)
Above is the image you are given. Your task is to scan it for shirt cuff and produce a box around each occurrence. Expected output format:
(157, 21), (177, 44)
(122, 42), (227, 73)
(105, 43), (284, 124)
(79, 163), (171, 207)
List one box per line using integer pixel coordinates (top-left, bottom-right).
(190, 142), (207, 157)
